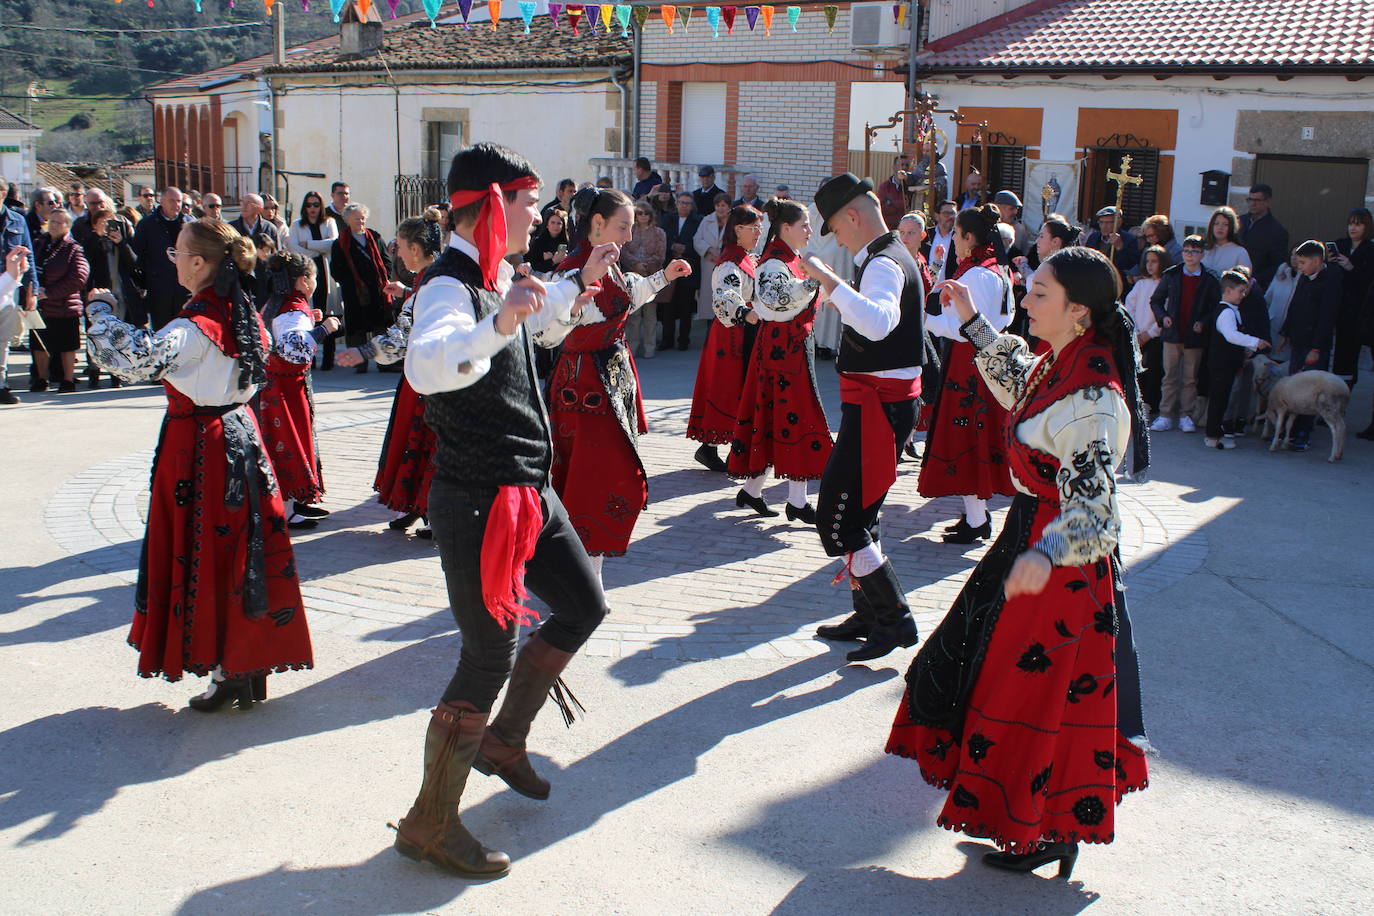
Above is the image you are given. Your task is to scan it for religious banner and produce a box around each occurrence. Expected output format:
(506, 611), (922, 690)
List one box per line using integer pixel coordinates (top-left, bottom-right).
(1023, 159), (1082, 233)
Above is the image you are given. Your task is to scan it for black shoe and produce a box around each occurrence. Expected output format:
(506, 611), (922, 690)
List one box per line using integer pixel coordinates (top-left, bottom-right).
(0, 388), (17, 405)
(816, 612), (871, 642)
(296, 504), (331, 518)
(903, 440), (920, 461)
(58, 380), (77, 393)
(188, 677), (257, 712)
(109, 377), (122, 389)
(846, 616), (917, 662)
(735, 490), (779, 517)
(693, 444), (728, 473)
(1357, 425), (1374, 442)
(944, 514), (967, 534)
(29, 379), (47, 393)
(414, 518), (433, 540)
(677, 340), (690, 351)
(943, 517), (991, 544)
(287, 515), (319, 530)
(785, 502), (817, 524)
(389, 511), (421, 531)
(982, 842), (1079, 879)
(87, 374), (101, 390)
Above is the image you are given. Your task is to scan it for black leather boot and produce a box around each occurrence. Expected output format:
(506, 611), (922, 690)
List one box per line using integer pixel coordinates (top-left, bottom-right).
(845, 560), (918, 662)
(982, 842), (1079, 878)
(816, 587), (874, 642)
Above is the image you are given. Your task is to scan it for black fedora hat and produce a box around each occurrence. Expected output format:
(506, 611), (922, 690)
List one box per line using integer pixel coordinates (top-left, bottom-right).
(815, 172), (875, 235)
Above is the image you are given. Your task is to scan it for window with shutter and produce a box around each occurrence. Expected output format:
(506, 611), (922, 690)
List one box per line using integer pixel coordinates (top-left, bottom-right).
(680, 83), (727, 167)
(1080, 141), (1159, 229)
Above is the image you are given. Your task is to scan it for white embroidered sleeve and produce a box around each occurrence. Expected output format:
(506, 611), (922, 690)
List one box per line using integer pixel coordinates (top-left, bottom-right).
(272, 310), (317, 365)
(711, 262), (751, 326)
(964, 312), (1036, 410)
(358, 298), (414, 365)
(755, 259), (818, 321)
(85, 296), (205, 383)
(1034, 392), (1126, 567)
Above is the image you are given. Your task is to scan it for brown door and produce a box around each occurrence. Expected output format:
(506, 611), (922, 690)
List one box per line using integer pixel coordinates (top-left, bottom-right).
(1253, 155), (1369, 246)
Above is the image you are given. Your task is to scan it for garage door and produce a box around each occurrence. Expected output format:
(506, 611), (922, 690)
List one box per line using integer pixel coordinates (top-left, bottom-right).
(1254, 155), (1369, 245)
(680, 82), (726, 167)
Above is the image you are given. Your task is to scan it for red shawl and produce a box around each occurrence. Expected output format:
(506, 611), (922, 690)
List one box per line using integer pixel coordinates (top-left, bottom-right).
(337, 224), (392, 309)
(718, 243), (757, 277)
(954, 244), (998, 280)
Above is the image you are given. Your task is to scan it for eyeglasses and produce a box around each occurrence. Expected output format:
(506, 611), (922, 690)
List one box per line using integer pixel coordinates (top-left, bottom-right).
(166, 247), (182, 261)
(205, 203), (222, 210)
(141, 193), (155, 199)
(1182, 248), (1204, 255)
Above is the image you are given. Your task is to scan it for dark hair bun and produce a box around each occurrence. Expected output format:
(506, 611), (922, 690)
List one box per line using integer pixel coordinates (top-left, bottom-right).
(571, 186), (599, 222)
(977, 203), (1000, 228)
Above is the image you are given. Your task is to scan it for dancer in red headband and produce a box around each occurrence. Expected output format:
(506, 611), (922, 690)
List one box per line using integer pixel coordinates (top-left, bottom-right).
(394, 143), (615, 880)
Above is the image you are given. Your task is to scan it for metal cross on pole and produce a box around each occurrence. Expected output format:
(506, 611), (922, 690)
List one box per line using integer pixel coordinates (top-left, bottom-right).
(1105, 154), (1143, 263)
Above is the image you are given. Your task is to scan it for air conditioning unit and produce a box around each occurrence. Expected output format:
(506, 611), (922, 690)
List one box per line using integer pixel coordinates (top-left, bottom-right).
(850, 1), (910, 49)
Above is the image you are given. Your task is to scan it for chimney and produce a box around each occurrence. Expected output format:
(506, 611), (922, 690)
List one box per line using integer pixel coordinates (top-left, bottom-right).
(340, 4), (384, 57)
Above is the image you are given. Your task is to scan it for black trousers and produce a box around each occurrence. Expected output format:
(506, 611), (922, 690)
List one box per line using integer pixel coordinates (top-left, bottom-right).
(1139, 336), (1163, 414)
(817, 398), (918, 558)
(659, 282), (696, 347)
(428, 480), (608, 711)
(1204, 349), (1244, 439)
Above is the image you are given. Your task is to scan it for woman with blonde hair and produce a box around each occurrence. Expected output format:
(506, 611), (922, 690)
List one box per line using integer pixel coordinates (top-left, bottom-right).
(85, 217), (312, 709)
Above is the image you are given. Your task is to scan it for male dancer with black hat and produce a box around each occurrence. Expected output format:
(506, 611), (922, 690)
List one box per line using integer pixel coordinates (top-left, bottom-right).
(398, 142), (617, 879)
(800, 173), (926, 663)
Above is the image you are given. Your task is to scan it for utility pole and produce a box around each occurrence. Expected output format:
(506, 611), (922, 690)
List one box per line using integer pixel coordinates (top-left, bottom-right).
(271, 6), (286, 201)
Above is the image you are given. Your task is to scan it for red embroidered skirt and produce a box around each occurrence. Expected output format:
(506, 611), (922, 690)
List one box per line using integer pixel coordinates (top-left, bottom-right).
(687, 320), (751, 445)
(257, 356), (324, 504)
(550, 346), (648, 557)
(917, 340), (1015, 499)
(131, 401), (312, 682)
(886, 496), (1147, 851)
(374, 377), (437, 515)
(727, 308), (833, 480)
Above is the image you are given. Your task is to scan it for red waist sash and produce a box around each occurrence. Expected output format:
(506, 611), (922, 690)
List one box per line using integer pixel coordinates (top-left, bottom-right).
(840, 372), (922, 509)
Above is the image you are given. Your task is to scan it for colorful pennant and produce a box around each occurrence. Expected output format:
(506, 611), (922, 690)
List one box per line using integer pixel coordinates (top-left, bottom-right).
(549, 2), (563, 26)
(744, 5), (758, 30)
(661, 3), (676, 32)
(722, 5), (736, 33)
(632, 4), (648, 29)
(356, 0), (371, 18)
(264, 0), (274, 15)
(824, 4), (838, 33)
(489, 0), (501, 28)
(422, 0), (441, 24)
(677, 5), (692, 31)
(567, 2), (585, 33)
(329, 0), (345, 21)
(301, 0), (309, 10)
(615, 3), (631, 35)
(705, 5), (720, 37)
(599, 3), (614, 30)
(519, 0), (536, 31)
(585, 3), (600, 33)
(760, 4), (773, 34)
(786, 4), (799, 31)
(385, 0), (398, 17)
(457, 0), (473, 28)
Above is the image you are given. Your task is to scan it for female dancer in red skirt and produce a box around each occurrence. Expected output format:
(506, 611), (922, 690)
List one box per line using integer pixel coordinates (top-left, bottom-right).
(257, 251), (340, 529)
(728, 198), (832, 521)
(550, 188), (690, 581)
(338, 216), (441, 537)
(85, 218), (312, 709)
(918, 205), (1017, 544)
(686, 205), (764, 473)
(887, 246), (1151, 877)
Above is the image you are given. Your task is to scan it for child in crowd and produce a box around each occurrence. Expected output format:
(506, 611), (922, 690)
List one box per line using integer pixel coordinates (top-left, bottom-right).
(1204, 269), (1270, 449)
(1150, 234), (1219, 433)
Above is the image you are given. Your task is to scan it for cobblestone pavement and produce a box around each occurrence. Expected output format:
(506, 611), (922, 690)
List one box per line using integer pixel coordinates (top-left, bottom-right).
(45, 394), (1204, 661)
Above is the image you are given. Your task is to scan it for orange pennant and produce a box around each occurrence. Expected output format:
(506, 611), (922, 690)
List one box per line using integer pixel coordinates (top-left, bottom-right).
(760, 3), (773, 34)
(488, 0), (501, 26)
(357, 0), (371, 17)
(661, 3), (676, 32)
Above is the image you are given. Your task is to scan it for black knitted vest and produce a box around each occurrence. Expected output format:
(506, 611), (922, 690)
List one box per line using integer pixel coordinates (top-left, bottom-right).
(836, 232), (926, 374)
(420, 248), (551, 487)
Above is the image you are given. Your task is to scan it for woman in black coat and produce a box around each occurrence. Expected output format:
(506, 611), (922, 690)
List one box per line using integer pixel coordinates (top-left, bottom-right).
(328, 203), (393, 373)
(1331, 207), (1374, 390)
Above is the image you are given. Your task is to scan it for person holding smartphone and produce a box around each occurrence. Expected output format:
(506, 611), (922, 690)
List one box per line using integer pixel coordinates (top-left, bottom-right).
(526, 208), (570, 279)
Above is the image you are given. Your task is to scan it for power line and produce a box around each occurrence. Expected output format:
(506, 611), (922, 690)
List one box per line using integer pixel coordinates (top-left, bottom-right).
(5, 22), (269, 35)
(0, 47), (200, 77)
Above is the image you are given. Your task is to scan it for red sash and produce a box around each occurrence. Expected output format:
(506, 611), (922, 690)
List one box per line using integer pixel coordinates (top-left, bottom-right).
(840, 372), (923, 508)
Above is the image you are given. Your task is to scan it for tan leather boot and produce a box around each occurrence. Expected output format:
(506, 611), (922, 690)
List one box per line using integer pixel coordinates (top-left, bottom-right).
(473, 633), (575, 800)
(394, 701), (511, 878)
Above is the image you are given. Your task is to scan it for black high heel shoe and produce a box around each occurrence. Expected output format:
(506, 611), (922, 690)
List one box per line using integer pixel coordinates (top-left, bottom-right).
(694, 444), (728, 473)
(982, 842), (1078, 879)
(188, 677), (257, 712)
(944, 514), (967, 533)
(414, 516), (433, 540)
(784, 502), (817, 524)
(943, 517), (991, 544)
(735, 490), (779, 517)
(388, 512), (421, 531)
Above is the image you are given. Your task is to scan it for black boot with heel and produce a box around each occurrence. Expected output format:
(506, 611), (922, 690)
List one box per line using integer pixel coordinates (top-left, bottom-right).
(982, 842), (1079, 879)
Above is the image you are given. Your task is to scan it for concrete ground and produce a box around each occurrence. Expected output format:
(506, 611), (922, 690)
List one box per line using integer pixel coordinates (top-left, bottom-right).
(2, 335), (1372, 915)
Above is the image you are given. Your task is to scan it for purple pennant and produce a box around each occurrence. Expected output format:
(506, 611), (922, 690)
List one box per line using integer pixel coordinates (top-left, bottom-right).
(745, 4), (759, 29)
(386, 0), (399, 16)
(458, 0), (474, 27)
(549, 1), (563, 25)
(585, 3), (601, 32)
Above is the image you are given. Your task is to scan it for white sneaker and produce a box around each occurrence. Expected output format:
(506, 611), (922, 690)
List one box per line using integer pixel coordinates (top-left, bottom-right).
(1149, 416), (1174, 432)
(1179, 416), (1196, 433)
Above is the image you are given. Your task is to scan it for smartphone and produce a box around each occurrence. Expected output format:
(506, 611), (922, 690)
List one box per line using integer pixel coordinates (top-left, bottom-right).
(1325, 241), (1339, 259)
(556, 244), (568, 257)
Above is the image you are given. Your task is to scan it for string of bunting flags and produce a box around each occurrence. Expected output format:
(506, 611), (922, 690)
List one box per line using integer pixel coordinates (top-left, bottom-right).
(116, 0), (912, 37)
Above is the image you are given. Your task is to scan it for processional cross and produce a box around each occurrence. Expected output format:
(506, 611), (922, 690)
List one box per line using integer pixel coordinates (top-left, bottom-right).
(1105, 155), (1143, 262)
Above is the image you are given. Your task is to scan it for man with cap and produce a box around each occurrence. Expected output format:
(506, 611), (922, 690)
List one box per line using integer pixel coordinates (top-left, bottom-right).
(1082, 205), (1140, 274)
(692, 166), (726, 217)
(798, 173), (926, 663)
(992, 190), (1031, 257)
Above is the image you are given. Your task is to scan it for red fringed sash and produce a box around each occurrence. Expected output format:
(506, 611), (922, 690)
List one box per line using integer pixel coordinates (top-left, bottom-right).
(840, 372), (922, 509)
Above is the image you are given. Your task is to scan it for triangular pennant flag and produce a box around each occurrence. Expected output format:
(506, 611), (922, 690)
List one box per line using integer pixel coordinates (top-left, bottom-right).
(745, 5), (759, 30)
(488, 0), (502, 28)
(385, 0), (399, 16)
(786, 4), (799, 31)
(678, 6), (693, 31)
(892, 3), (899, 23)
(722, 5), (736, 33)
(192, 0), (203, 10)
(422, 0), (441, 23)
(549, 2), (563, 26)
(329, 0), (345, 20)
(519, 0), (536, 31)
(300, 0), (310, 10)
(458, 0), (474, 27)
(585, 3), (601, 33)
(760, 4), (773, 34)
(615, 4), (631, 35)
(599, 3), (614, 30)
(357, 0), (372, 19)
(567, 2), (585, 33)
(705, 5), (720, 37)
(661, 4), (676, 32)
(632, 5), (648, 29)
(264, 0), (274, 15)
(824, 4), (837, 32)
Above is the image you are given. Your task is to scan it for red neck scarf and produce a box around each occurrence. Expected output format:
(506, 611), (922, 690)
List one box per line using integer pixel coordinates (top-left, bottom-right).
(718, 243), (757, 277)
(759, 238), (804, 279)
(450, 176), (542, 291)
(337, 223), (392, 308)
(954, 245), (998, 279)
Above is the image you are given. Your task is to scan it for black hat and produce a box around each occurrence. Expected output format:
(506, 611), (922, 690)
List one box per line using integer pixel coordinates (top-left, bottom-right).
(815, 173), (875, 235)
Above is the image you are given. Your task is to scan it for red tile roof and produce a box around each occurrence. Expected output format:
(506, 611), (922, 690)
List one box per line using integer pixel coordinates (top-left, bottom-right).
(920, 0), (1374, 73)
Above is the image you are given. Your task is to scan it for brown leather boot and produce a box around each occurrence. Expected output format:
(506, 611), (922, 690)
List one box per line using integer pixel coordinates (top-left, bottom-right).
(473, 633), (574, 800)
(393, 701), (511, 879)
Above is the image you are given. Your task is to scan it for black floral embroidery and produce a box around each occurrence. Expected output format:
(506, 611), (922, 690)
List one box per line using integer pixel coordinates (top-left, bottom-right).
(1093, 750), (1117, 771)
(1087, 356), (1110, 374)
(953, 416), (970, 427)
(269, 606), (296, 627)
(810, 440), (823, 451)
(1017, 643), (1052, 673)
(1054, 619), (1074, 638)
(1072, 794), (1107, 826)
(723, 272), (741, 288)
(952, 785), (980, 809)
(928, 736), (955, 761)
(770, 346), (786, 360)
(214, 524), (230, 537)
(967, 732), (996, 762)
(1030, 764), (1054, 796)
(174, 480), (194, 506)
(1094, 603), (1118, 635)
(1066, 673), (1098, 703)
(1057, 438), (1112, 502)
(786, 412), (799, 425)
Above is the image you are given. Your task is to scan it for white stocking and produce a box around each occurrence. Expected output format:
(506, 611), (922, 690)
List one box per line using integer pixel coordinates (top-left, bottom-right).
(850, 543), (885, 578)
(589, 554), (604, 590)
(742, 473), (768, 498)
(962, 496), (989, 527)
(787, 480), (809, 508)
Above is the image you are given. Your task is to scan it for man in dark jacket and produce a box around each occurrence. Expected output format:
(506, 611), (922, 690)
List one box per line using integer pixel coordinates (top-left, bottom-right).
(659, 191), (701, 350)
(1082, 206), (1141, 274)
(229, 193), (280, 248)
(1149, 235), (1219, 432)
(1279, 240), (1342, 449)
(1239, 183), (1290, 290)
(631, 158), (663, 200)
(692, 166), (726, 217)
(131, 187), (192, 329)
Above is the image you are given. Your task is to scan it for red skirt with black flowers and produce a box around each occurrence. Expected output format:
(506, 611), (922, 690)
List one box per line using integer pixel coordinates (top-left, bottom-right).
(727, 308), (832, 480)
(687, 320), (752, 445)
(374, 377), (437, 515)
(886, 495), (1147, 851)
(257, 355), (324, 504)
(916, 339), (1015, 499)
(131, 390), (312, 682)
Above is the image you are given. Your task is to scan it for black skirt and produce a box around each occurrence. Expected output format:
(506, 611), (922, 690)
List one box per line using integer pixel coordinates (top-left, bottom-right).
(32, 314), (81, 353)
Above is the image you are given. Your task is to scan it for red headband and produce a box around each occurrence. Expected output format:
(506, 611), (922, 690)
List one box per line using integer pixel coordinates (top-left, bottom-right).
(449, 175), (542, 291)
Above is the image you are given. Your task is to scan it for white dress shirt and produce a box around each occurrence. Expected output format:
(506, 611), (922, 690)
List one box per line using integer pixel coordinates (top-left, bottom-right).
(405, 234), (583, 395)
(826, 234), (923, 380)
(928, 228), (955, 278)
(925, 264), (1012, 340)
(1214, 302), (1264, 350)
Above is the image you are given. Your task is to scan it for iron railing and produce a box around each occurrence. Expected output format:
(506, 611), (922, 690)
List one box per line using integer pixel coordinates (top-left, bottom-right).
(395, 174), (447, 226)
